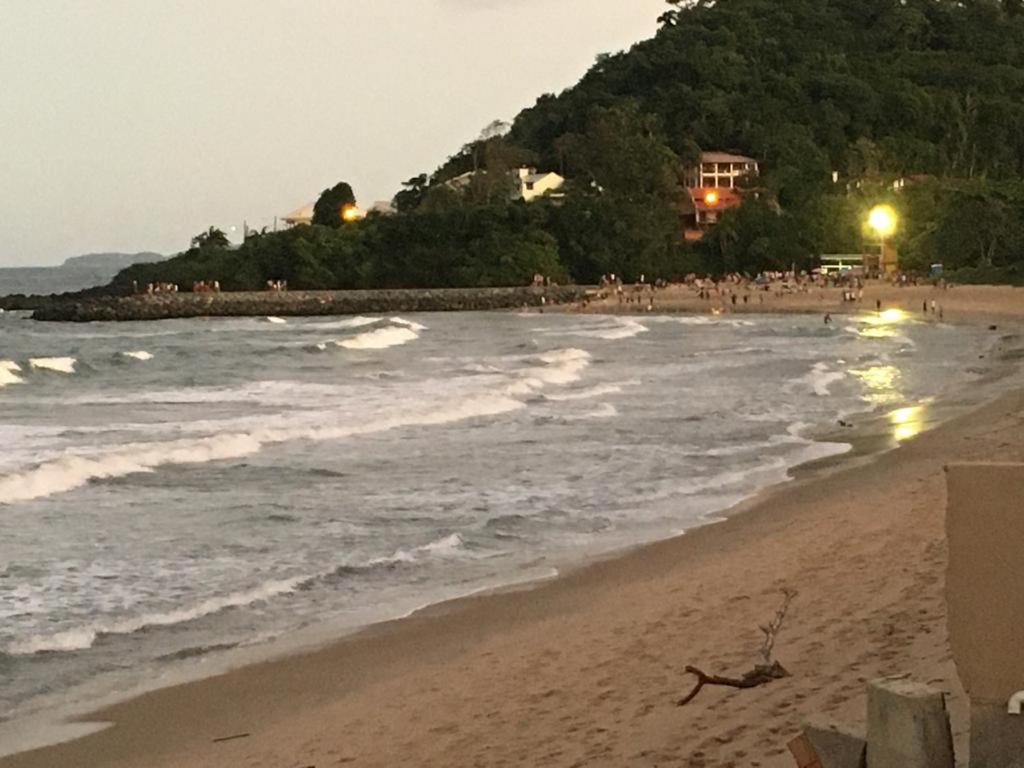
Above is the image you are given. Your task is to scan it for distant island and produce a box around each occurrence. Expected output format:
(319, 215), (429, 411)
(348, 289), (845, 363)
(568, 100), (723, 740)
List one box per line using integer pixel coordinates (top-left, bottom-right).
(40, 0), (1024, 298)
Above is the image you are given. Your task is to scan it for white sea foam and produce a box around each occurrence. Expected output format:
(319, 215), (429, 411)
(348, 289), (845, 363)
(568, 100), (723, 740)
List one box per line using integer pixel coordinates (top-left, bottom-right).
(372, 533), (467, 567)
(28, 357), (76, 374)
(122, 351), (153, 361)
(389, 317), (428, 331)
(544, 381), (639, 402)
(315, 316), (382, 330)
(803, 362), (845, 396)
(0, 394), (525, 505)
(6, 576), (308, 655)
(556, 318), (648, 341)
(646, 315), (718, 326)
(265, 316), (287, 324)
(420, 532), (465, 555)
(0, 345), (590, 505)
(0, 433), (263, 504)
(505, 348), (592, 396)
(0, 360), (23, 388)
(337, 326), (420, 350)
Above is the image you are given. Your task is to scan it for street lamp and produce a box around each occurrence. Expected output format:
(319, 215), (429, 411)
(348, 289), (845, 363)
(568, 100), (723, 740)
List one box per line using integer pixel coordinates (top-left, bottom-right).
(867, 204), (898, 276)
(868, 205), (897, 238)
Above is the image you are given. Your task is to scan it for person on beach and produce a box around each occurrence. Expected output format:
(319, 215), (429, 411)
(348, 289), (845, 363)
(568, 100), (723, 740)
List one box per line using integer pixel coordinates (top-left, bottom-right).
(824, 313), (832, 325)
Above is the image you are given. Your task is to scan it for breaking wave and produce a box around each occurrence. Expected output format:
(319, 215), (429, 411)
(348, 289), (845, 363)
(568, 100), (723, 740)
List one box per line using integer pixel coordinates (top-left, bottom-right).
(505, 348), (591, 396)
(544, 381), (639, 402)
(314, 316), (382, 330)
(371, 533), (466, 566)
(337, 325), (419, 350)
(7, 533), (473, 656)
(28, 357), (76, 374)
(802, 362), (845, 396)
(122, 351), (153, 361)
(0, 394), (526, 505)
(0, 347), (596, 505)
(0, 361), (23, 388)
(555, 318), (648, 341)
(265, 316), (287, 324)
(389, 317), (428, 332)
(6, 576), (309, 655)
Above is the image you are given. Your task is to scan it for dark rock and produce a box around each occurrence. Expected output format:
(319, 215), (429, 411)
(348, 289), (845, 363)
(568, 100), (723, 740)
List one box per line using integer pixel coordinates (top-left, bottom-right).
(31, 287), (588, 322)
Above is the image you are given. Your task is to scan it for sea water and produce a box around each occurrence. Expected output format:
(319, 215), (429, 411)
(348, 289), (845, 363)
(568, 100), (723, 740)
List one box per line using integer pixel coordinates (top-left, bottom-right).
(0, 309), (1007, 744)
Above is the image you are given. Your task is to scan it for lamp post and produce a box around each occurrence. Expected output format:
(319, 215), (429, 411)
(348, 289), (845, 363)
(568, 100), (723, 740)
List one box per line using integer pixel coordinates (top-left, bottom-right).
(867, 205), (897, 277)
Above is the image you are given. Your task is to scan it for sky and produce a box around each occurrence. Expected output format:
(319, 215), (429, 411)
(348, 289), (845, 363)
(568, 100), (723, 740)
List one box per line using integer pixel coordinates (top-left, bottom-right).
(0, 0), (668, 266)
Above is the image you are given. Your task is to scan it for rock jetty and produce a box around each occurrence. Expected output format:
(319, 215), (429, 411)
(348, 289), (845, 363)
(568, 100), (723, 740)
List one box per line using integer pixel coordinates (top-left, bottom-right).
(30, 286), (588, 322)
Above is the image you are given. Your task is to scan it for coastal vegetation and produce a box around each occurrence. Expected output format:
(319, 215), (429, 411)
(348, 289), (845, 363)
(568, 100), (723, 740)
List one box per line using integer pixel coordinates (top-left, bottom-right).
(114, 0), (1024, 292)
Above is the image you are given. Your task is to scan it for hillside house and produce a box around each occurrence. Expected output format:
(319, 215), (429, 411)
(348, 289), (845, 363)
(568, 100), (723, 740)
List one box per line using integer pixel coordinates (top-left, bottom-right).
(512, 168), (565, 202)
(682, 151), (759, 237)
(282, 203), (314, 227)
(444, 168), (565, 203)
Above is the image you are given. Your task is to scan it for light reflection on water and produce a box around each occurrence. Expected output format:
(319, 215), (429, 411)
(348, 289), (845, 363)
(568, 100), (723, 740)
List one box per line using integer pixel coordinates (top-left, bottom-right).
(889, 405), (926, 442)
(850, 365), (902, 403)
(850, 310), (927, 439)
(856, 309), (910, 339)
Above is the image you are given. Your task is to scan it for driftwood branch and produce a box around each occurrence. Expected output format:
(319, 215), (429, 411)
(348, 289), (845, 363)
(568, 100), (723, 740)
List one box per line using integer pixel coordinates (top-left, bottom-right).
(759, 587), (797, 665)
(677, 589), (797, 707)
(212, 733), (250, 743)
(677, 662), (790, 705)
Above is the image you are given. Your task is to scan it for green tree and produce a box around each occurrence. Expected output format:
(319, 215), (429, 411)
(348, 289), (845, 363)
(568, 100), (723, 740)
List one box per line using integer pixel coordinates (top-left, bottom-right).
(393, 174), (429, 213)
(312, 182), (357, 227)
(190, 227), (230, 250)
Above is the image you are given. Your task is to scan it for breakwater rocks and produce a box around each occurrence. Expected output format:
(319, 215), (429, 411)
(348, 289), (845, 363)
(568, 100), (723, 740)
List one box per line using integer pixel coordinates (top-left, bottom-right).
(31, 286), (589, 322)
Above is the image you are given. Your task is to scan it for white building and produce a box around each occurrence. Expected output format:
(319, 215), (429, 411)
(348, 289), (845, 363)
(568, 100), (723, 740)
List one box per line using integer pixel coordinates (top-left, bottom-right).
(282, 203), (314, 227)
(511, 168), (565, 202)
(684, 152), (759, 189)
(444, 168), (565, 202)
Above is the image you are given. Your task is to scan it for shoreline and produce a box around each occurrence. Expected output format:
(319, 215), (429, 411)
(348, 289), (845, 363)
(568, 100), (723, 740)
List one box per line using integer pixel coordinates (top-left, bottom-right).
(2, 312), (1022, 767)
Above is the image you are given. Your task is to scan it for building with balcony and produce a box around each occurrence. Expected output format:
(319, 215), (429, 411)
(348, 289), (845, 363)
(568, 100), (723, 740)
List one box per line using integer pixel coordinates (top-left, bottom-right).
(682, 152), (760, 237)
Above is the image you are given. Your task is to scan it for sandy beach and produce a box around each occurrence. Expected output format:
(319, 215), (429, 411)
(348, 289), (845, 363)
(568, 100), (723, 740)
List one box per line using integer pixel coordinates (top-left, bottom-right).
(4, 292), (1024, 768)
(578, 281), (1024, 325)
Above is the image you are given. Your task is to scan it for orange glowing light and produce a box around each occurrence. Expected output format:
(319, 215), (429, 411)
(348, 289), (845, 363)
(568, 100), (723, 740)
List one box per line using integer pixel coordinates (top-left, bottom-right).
(705, 191), (719, 205)
(341, 205), (361, 222)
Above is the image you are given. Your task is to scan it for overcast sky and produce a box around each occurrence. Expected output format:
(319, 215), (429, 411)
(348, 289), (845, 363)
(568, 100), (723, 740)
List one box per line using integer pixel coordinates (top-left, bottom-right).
(0, 0), (667, 266)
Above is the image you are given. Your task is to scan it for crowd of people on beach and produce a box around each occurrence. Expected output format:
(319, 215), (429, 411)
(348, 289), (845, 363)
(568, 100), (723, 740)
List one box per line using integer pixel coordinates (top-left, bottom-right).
(562, 267), (959, 320)
(266, 279), (289, 292)
(192, 280), (220, 293)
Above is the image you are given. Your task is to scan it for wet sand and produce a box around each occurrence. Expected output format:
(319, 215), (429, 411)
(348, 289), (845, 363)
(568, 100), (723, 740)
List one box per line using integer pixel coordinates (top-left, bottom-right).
(4, 296), (1024, 768)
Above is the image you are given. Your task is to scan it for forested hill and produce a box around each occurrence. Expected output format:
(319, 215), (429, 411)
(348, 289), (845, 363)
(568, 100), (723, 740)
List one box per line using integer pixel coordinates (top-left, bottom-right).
(510, 0), (1024, 187)
(114, 0), (1024, 294)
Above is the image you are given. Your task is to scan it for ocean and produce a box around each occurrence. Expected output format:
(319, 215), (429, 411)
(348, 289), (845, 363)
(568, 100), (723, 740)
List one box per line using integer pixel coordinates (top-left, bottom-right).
(0, 268), (113, 298)
(0, 309), (1007, 750)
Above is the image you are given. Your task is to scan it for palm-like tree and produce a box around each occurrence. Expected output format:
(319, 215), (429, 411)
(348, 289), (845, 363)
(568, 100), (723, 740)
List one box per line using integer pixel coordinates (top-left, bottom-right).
(191, 227), (230, 250)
